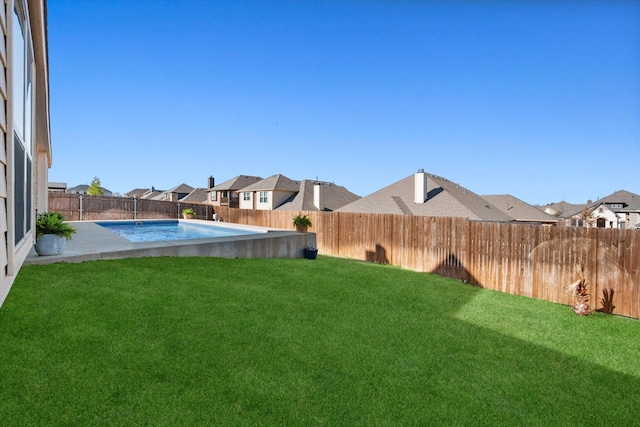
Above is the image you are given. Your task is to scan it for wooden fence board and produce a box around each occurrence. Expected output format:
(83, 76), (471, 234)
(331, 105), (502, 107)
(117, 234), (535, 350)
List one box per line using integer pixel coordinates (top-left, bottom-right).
(47, 194), (640, 319)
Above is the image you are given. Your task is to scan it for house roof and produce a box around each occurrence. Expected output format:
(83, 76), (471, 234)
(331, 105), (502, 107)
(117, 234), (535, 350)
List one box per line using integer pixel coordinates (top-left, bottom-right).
(275, 180), (361, 212)
(594, 190), (640, 210)
(210, 175), (263, 192)
(538, 201), (586, 218)
(482, 195), (559, 223)
(48, 182), (67, 190)
(141, 190), (163, 200)
(166, 183), (195, 194)
(180, 188), (209, 203)
(239, 174), (300, 192)
(336, 172), (514, 222)
(66, 184), (113, 195)
(124, 188), (150, 198)
(560, 189), (640, 218)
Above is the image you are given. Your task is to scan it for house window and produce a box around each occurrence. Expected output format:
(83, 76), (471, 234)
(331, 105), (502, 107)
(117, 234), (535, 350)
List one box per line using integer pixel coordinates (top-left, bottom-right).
(243, 192), (251, 201)
(610, 203), (623, 209)
(222, 191), (228, 198)
(259, 191), (268, 203)
(12, 3), (34, 244)
(210, 192), (217, 201)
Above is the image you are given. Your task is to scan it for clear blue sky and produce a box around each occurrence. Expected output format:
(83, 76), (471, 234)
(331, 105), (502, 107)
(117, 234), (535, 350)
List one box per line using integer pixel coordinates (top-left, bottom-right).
(47, 0), (639, 205)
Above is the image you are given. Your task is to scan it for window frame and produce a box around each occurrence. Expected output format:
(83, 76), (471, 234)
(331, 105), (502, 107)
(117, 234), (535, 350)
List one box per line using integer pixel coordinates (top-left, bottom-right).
(11, 1), (35, 248)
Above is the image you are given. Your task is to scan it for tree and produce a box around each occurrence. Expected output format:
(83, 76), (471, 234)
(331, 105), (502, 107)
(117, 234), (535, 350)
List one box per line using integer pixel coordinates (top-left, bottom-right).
(87, 176), (104, 196)
(579, 206), (595, 228)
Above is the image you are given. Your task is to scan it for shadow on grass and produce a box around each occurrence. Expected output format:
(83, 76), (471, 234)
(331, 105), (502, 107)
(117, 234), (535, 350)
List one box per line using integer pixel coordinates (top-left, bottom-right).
(0, 256), (638, 426)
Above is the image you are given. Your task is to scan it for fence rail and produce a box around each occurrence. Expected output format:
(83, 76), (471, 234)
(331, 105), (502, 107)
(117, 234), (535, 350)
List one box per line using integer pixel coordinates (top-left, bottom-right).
(48, 193), (214, 221)
(48, 194), (640, 319)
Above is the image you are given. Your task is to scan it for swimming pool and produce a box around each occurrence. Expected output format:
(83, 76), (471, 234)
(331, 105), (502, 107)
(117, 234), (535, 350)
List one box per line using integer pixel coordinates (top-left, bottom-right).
(97, 220), (259, 243)
(25, 220), (317, 265)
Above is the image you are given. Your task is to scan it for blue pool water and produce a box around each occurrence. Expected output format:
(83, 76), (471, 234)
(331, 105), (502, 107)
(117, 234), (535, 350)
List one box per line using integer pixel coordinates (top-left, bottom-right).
(97, 220), (258, 243)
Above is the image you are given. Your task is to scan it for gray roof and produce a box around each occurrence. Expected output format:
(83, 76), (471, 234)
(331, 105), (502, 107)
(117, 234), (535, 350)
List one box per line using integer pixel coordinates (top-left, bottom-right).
(336, 172), (514, 222)
(66, 184), (113, 196)
(141, 190), (163, 200)
(239, 174), (300, 192)
(482, 195), (559, 224)
(275, 180), (361, 212)
(560, 189), (640, 218)
(124, 188), (150, 198)
(538, 201), (586, 218)
(166, 183), (195, 194)
(210, 175), (263, 192)
(180, 188), (209, 203)
(593, 190), (640, 210)
(48, 182), (67, 190)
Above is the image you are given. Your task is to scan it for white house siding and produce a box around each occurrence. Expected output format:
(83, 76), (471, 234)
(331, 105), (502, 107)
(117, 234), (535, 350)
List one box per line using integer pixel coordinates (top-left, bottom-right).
(592, 205), (619, 229)
(256, 190), (295, 211)
(239, 192), (254, 210)
(0, 0), (50, 307)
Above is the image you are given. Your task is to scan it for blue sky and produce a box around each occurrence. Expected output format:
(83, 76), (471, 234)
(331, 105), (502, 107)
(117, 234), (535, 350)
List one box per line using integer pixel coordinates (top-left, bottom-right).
(47, 0), (639, 205)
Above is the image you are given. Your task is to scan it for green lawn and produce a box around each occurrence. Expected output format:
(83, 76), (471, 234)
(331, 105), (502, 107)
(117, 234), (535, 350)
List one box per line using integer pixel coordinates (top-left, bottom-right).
(1, 256), (639, 426)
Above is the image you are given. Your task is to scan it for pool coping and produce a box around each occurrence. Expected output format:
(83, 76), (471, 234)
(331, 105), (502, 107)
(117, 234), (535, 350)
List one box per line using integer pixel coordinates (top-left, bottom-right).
(24, 220), (317, 265)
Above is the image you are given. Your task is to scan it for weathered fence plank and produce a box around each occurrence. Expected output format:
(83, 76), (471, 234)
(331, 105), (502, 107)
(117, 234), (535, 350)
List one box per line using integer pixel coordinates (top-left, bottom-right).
(47, 193), (640, 319)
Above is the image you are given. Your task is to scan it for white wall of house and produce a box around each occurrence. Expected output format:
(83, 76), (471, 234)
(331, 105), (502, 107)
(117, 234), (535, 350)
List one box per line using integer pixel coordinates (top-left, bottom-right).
(239, 191), (254, 209)
(592, 204), (620, 228)
(255, 190), (295, 210)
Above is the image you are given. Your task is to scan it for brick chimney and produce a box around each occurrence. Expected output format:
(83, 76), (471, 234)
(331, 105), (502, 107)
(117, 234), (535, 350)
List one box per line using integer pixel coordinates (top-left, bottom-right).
(208, 176), (215, 189)
(414, 169), (427, 204)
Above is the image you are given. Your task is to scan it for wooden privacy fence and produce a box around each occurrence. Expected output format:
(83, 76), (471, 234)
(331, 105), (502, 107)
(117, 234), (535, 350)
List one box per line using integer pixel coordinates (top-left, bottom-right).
(48, 193), (213, 221)
(212, 206), (640, 320)
(46, 195), (640, 319)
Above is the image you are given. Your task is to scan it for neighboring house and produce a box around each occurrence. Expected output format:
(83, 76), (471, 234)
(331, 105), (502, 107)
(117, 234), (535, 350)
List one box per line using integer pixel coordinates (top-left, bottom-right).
(48, 182), (67, 192)
(336, 170), (514, 222)
(238, 174), (299, 210)
(152, 183), (194, 202)
(208, 175), (263, 208)
(538, 201), (585, 218)
(66, 184), (113, 197)
(124, 188), (150, 198)
(566, 190), (640, 229)
(1, 0), (51, 306)
(482, 195), (559, 225)
(124, 184), (196, 201)
(180, 188), (209, 204)
(275, 180), (360, 212)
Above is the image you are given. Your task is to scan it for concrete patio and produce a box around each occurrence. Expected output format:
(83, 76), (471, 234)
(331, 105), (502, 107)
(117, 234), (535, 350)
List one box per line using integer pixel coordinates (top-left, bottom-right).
(25, 220), (316, 265)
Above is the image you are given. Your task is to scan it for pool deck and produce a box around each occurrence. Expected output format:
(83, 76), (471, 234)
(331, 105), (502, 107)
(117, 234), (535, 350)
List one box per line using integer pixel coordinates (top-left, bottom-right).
(25, 220), (317, 265)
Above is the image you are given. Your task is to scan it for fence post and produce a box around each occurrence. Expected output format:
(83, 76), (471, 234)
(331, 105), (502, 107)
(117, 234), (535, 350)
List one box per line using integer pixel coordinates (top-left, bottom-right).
(134, 198), (137, 220)
(79, 195), (83, 221)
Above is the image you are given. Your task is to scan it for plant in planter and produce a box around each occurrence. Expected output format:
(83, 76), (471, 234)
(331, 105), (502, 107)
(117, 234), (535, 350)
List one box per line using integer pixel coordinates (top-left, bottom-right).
(293, 214), (312, 232)
(182, 208), (196, 219)
(304, 246), (318, 260)
(35, 211), (76, 256)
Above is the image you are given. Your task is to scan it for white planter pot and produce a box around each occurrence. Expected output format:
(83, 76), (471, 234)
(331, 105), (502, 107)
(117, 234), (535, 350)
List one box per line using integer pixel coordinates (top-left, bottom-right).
(35, 234), (67, 256)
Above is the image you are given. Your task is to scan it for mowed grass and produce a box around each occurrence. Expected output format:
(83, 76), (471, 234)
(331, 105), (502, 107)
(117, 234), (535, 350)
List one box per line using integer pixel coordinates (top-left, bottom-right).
(1, 256), (639, 426)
